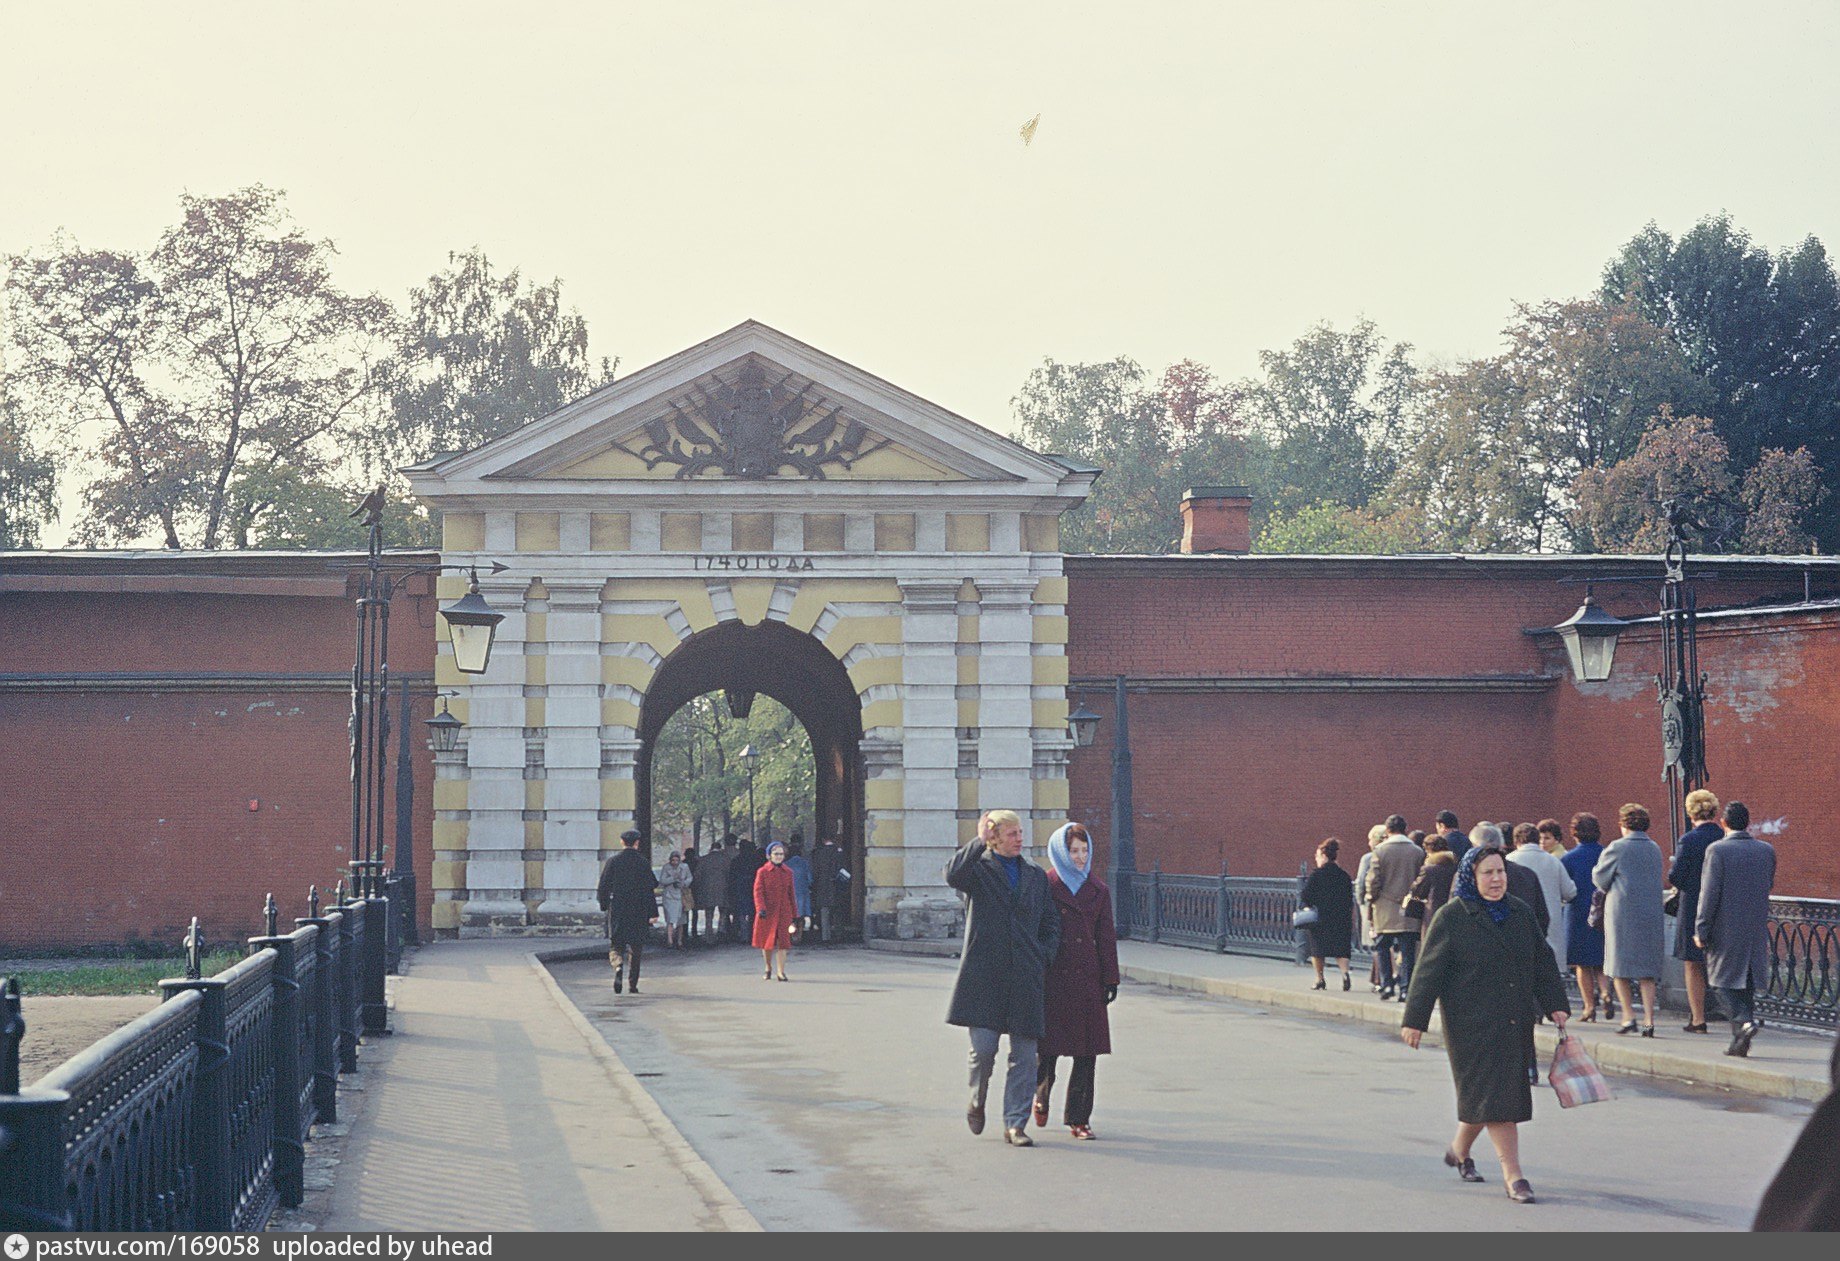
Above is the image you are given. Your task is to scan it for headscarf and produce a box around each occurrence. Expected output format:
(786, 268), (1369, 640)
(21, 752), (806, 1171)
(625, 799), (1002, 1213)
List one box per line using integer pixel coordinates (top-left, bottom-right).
(1454, 845), (1512, 924)
(1047, 823), (1090, 895)
(765, 840), (787, 861)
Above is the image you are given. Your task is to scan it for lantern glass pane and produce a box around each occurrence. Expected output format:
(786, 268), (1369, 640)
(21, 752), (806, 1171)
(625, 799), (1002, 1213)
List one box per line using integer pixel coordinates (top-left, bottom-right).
(449, 622), (496, 674)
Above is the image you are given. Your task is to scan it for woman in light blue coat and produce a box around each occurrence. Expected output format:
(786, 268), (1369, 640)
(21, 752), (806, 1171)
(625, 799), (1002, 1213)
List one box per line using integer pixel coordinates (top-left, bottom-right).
(1593, 802), (1667, 1037)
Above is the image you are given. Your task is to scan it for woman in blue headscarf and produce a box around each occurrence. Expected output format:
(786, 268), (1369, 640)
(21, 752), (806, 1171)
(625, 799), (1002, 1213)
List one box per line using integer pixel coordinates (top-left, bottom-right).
(1401, 844), (1571, 1204)
(1032, 822), (1120, 1140)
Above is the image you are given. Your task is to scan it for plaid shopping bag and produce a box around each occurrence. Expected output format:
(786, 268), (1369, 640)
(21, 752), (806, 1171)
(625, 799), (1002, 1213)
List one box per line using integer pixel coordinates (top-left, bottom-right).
(1548, 1034), (1614, 1108)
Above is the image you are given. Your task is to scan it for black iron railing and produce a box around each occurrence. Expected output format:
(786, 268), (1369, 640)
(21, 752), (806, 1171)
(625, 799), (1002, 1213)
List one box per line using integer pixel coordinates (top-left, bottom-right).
(0, 885), (391, 1232)
(1763, 896), (1840, 1031)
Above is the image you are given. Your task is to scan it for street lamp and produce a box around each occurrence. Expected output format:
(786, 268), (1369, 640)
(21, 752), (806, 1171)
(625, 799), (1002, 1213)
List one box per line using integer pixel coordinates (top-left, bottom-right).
(1555, 590), (1627, 684)
(740, 742), (759, 843)
(1067, 698), (1102, 749)
(424, 693), (464, 754)
(439, 571), (505, 675)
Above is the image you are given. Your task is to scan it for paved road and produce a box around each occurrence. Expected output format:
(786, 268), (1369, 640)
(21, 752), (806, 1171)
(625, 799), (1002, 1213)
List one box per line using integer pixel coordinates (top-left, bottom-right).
(551, 944), (1814, 1232)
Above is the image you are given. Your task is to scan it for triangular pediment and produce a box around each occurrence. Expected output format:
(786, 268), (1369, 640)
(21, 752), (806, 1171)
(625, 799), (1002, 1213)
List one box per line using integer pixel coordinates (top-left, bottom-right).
(406, 322), (1084, 490)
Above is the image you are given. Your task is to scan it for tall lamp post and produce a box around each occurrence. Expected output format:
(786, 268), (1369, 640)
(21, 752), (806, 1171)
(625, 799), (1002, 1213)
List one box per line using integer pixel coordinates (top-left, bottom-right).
(342, 491), (506, 1033)
(740, 743), (760, 842)
(1061, 681), (1132, 936)
(1554, 501), (1707, 846)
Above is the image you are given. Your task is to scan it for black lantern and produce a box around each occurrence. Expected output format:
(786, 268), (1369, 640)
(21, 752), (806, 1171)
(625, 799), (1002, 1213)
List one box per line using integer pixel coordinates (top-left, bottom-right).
(1555, 591), (1626, 684)
(425, 694), (464, 753)
(440, 571), (505, 674)
(1067, 699), (1101, 748)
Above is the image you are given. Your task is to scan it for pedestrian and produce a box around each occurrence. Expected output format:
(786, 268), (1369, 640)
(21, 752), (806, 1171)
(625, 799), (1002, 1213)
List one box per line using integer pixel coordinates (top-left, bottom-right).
(946, 809), (1061, 1147)
(1536, 818), (1566, 857)
(1365, 814), (1424, 1002)
(1355, 825), (1384, 991)
(679, 841), (700, 943)
(753, 839), (798, 981)
(1507, 821), (1572, 967)
(698, 838), (732, 942)
(1594, 803), (1667, 1037)
(786, 836), (814, 940)
(1668, 789), (1724, 1034)
(727, 835), (759, 943)
(657, 849), (693, 949)
(1559, 813), (1613, 1020)
(596, 829), (659, 995)
(1469, 823), (1551, 939)
(1034, 822), (1119, 1140)
(811, 834), (845, 941)
(1406, 833), (1457, 924)
(1753, 1039), (1840, 1231)
(1402, 845), (1571, 1205)
(1434, 810), (1471, 864)
(1300, 837), (1354, 990)
(1694, 800), (1776, 1058)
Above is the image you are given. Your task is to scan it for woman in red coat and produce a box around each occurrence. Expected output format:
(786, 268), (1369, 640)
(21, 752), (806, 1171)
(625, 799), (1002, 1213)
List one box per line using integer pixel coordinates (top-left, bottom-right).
(1033, 822), (1120, 1139)
(752, 839), (798, 981)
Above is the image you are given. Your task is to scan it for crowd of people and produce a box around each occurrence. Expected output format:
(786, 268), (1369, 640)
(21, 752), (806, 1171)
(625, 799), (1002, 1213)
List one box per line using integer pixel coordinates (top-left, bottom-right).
(1298, 797), (1779, 1204)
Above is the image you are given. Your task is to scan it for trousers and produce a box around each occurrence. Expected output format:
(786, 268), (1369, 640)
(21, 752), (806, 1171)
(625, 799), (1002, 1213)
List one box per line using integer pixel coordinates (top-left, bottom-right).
(1377, 932), (1419, 992)
(968, 1027), (1039, 1130)
(1717, 984), (1756, 1032)
(610, 942), (643, 988)
(1035, 1054), (1097, 1127)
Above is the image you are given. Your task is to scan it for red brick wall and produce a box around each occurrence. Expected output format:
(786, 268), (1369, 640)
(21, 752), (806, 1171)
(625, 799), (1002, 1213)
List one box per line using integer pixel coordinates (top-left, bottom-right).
(0, 579), (437, 950)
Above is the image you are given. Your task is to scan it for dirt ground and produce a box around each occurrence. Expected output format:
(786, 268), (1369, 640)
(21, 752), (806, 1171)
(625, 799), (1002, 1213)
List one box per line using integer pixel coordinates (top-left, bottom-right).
(15, 995), (160, 1085)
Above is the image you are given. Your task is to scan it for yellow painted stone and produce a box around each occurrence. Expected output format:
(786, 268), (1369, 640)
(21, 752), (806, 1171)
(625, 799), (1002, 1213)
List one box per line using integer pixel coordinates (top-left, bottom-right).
(525, 698), (546, 729)
(958, 780), (978, 811)
(524, 612), (547, 644)
(1033, 778), (1070, 810)
(860, 698), (902, 730)
(434, 655), (466, 688)
(957, 656), (978, 685)
(946, 514), (989, 552)
(431, 901), (461, 930)
(784, 578), (900, 633)
(442, 512), (485, 551)
(525, 780), (544, 812)
(602, 697), (642, 728)
(958, 699), (978, 728)
(874, 514), (916, 552)
(446, 697), (469, 725)
(661, 512), (703, 552)
(543, 445), (655, 478)
(524, 860), (545, 890)
(1023, 515), (1061, 553)
(601, 656), (657, 690)
(866, 853), (905, 886)
(1033, 576), (1069, 605)
(803, 514), (845, 551)
(824, 442), (965, 480)
(1032, 699), (1069, 730)
(601, 615), (681, 660)
(957, 615), (979, 644)
(432, 780), (468, 811)
(601, 779), (637, 811)
(732, 512), (775, 551)
(590, 512), (631, 551)
(865, 780), (904, 811)
(431, 860), (467, 890)
(1032, 615), (1069, 645)
(436, 573), (471, 600)
(1033, 818), (1059, 845)
(524, 820), (544, 848)
(1033, 655), (1070, 686)
(730, 579), (775, 627)
(524, 657), (547, 688)
(845, 656), (903, 693)
(515, 512), (560, 552)
(822, 615), (904, 659)
(866, 815), (903, 846)
(432, 820), (467, 851)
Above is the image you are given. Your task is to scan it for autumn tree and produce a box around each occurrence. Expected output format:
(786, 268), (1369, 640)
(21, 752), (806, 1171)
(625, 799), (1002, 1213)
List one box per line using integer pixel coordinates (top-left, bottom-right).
(1254, 501), (1428, 554)
(0, 380), (57, 548)
(649, 694), (815, 851)
(3, 187), (395, 548)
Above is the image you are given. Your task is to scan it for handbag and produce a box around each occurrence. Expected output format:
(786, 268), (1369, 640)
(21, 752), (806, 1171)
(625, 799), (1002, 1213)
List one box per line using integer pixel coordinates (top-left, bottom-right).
(1663, 887), (1681, 917)
(1587, 889), (1606, 930)
(1402, 892), (1428, 921)
(1548, 1034), (1614, 1108)
(1291, 906), (1320, 928)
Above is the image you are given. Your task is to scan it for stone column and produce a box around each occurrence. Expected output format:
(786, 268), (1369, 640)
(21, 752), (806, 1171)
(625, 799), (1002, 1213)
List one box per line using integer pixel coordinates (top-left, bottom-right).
(537, 579), (605, 925)
(974, 577), (1039, 850)
(895, 578), (963, 939)
(460, 574), (531, 930)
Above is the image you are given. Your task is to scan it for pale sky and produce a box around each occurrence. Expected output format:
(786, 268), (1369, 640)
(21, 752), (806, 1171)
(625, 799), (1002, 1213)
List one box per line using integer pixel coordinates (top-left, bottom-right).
(4, 2), (1839, 545)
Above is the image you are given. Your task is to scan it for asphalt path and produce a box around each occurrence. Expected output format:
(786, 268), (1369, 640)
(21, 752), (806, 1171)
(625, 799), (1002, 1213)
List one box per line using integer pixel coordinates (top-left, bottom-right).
(549, 945), (1813, 1232)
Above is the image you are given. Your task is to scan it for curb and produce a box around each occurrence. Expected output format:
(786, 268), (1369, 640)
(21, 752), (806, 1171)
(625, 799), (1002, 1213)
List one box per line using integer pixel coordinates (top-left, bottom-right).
(862, 938), (960, 959)
(527, 948), (764, 1233)
(1121, 963), (1832, 1103)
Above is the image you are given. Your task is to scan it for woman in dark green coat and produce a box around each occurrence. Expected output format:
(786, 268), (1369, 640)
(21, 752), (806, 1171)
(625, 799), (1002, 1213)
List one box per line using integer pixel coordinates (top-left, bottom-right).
(1402, 845), (1571, 1204)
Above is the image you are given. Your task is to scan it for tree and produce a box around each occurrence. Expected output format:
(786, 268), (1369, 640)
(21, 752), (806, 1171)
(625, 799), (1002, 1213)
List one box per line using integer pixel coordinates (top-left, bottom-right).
(3, 187), (395, 548)
(0, 381), (57, 548)
(390, 248), (615, 461)
(649, 694), (815, 851)
(1603, 215), (1840, 546)
(1013, 356), (1247, 554)
(1254, 500), (1428, 554)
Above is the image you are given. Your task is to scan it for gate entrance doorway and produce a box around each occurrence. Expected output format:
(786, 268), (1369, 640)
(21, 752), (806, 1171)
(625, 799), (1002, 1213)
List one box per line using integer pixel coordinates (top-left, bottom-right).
(637, 620), (866, 934)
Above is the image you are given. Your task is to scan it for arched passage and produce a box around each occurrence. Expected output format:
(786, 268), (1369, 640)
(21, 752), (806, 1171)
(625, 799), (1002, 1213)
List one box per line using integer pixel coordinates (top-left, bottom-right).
(637, 620), (867, 931)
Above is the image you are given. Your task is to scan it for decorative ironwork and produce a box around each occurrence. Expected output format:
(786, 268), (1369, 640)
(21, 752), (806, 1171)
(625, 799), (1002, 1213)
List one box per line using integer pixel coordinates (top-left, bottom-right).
(621, 357), (890, 479)
(1762, 896), (1840, 1031)
(2, 976), (23, 1094)
(184, 917), (203, 981)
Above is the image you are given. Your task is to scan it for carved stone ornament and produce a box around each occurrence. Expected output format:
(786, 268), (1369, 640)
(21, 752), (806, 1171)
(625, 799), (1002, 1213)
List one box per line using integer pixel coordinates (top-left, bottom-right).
(618, 356), (891, 479)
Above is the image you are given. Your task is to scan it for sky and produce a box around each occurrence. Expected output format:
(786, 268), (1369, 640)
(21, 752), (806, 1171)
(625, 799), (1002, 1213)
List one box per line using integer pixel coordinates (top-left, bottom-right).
(4, 2), (1839, 544)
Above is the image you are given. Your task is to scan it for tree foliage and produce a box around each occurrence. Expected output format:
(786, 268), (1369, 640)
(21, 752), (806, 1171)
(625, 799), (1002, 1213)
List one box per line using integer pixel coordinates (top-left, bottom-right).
(649, 694), (815, 852)
(1254, 501), (1428, 554)
(3, 187), (396, 548)
(0, 380), (58, 548)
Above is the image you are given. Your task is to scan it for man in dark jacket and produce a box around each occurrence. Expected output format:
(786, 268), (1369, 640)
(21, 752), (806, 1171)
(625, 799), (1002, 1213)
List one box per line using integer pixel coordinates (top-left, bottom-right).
(1435, 811), (1471, 864)
(726, 836), (758, 943)
(810, 835), (845, 942)
(1696, 801), (1777, 1058)
(597, 829), (658, 994)
(697, 839), (732, 942)
(945, 809), (1060, 1147)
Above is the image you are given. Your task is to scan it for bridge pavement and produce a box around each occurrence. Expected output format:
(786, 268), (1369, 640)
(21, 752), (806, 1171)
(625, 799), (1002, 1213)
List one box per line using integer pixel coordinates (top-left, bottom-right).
(548, 943), (1819, 1232)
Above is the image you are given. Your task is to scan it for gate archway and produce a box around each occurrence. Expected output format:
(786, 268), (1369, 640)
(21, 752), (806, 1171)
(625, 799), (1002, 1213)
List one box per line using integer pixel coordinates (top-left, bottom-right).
(637, 620), (866, 930)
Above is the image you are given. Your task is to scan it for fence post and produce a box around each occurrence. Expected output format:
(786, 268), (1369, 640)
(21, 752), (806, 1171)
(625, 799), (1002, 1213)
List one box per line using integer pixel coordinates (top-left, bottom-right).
(250, 895), (304, 1209)
(362, 889), (390, 1036)
(1294, 861), (1311, 965)
(0, 978), (73, 1232)
(336, 883), (361, 1073)
(1215, 860), (1231, 953)
(1146, 863), (1162, 945)
(160, 919), (231, 1230)
(295, 890), (339, 1124)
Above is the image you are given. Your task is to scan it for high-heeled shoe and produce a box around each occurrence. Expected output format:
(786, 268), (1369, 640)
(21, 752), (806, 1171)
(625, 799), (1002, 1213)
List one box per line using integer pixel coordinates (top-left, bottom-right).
(777, 973), (789, 982)
(1342, 975), (1351, 991)
(1580, 1010), (1598, 1023)
(1682, 1022), (1709, 1034)
(1641, 1024), (1655, 1038)
(763, 967), (772, 980)
(1616, 1021), (1638, 1035)
(1312, 979), (1327, 990)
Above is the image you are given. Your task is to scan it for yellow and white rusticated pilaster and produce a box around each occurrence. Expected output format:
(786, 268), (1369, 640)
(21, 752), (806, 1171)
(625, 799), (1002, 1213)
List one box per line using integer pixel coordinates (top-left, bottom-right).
(405, 321), (1094, 940)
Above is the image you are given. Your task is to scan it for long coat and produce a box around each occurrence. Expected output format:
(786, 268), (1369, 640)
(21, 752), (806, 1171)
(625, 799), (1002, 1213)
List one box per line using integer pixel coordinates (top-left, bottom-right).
(1668, 821), (1723, 964)
(1300, 862), (1355, 959)
(1409, 853), (1458, 924)
(1508, 844), (1573, 967)
(728, 844), (762, 909)
(1366, 836), (1426, 935)
(945, 840), (1061, 1037)
(1041, 872), (1120, 1057)
(1403, 896), (1571, 1125)
(752, 861), (798, 950)
(596, 848), (658, 948)
(1695, 831), (1776, 991)
(810, 841), (845, 912)
(1561, 841), (1606, 967)
(1594, 832), (1666, 980)
(1754, 1041), (1840, 1231)
(656, 861), (692, 926)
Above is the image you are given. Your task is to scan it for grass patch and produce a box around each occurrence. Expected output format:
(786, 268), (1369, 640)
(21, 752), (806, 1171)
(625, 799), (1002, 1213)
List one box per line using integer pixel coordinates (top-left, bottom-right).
(9, 951), (247, 997)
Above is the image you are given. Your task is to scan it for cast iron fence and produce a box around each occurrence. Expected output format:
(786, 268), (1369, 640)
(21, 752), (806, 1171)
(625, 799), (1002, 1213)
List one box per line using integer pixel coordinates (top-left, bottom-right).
(0, 885), (395, 1232)
(1126, 864), (1840, 1033)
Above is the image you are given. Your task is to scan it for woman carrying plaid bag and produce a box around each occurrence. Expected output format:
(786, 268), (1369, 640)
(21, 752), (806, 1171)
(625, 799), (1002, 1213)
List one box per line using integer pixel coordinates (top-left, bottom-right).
(1402, 845), (1571, 1204)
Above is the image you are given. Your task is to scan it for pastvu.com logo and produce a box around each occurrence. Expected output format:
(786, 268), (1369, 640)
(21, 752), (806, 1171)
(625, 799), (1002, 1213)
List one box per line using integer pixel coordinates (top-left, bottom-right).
(5, 1233), (31, 1260)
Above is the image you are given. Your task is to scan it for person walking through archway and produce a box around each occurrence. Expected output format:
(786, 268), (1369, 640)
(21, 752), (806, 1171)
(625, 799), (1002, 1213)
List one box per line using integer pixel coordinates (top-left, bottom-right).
(597, 829), (659, 995)
(657, 849), (693, 949)
(1033, 822), (1119, 1140)
(947, 809), (1060, 1147)
(753, 839), (798, 981)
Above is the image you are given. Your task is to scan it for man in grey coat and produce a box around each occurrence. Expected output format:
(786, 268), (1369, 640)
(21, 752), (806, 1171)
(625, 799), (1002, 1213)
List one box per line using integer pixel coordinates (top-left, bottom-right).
(1366, 815), (1424, 1002)
(945, 809), (1060, 1147)
(1695, 800), (1777, 1058)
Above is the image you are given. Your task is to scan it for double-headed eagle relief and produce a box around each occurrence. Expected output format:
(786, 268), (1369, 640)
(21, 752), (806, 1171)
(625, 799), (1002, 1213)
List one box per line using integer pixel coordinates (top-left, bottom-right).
(619, 357), (890, 479)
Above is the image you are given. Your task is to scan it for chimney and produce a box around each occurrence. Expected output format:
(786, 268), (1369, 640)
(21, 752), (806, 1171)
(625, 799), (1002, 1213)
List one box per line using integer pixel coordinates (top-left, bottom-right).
(1178, 486), (1252, 554)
